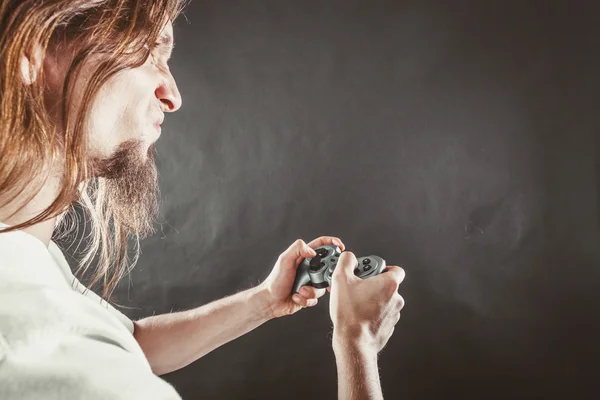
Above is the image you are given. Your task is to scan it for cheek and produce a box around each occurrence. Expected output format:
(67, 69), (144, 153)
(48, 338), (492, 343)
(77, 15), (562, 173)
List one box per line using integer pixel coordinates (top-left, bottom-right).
(86, 107), (133, 161)
(84, 66), (156, 156)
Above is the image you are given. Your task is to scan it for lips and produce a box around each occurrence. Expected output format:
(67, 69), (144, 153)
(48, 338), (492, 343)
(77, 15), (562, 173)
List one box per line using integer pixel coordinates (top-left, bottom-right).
(151, 115), (164, 137)
(154, 114), (164, 128)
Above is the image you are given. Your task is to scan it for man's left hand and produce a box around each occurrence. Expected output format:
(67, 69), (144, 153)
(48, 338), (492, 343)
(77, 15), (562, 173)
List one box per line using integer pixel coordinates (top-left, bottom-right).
(259, 236), (346, 319)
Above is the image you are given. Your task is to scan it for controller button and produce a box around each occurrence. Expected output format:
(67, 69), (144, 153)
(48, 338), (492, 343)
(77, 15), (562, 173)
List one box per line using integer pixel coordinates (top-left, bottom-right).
(363, 264), (372, 271)
(362, 258), (371, 265)
(316, 248), (329, 257)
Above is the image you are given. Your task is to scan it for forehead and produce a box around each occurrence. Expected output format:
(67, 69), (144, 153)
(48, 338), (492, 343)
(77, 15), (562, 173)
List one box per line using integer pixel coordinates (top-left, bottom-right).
(160, 20), (174, 37)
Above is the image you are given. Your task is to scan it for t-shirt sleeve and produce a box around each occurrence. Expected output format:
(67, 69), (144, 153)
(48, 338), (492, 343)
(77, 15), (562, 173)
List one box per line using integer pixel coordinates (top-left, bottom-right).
(46, 241), (136, 335)
(0, 333), (182, 400)
(0, 288), (182, 400)
(110, 303), (136, 334)
(0, 229), (180, 399)
(79, 286), (136, 335)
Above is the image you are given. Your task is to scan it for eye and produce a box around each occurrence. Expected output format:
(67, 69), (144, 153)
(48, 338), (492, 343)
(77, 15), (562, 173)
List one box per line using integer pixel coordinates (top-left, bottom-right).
(143, 43), (161, 51)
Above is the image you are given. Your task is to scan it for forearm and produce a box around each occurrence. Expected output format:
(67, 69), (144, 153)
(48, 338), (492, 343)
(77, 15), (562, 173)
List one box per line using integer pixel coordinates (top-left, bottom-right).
(133, 285), (274, 375)
(333, 335), (383, 400)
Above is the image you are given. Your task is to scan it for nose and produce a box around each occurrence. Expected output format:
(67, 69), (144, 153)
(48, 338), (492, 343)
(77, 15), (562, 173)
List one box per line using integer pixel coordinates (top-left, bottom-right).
(155, 74), (182, 112)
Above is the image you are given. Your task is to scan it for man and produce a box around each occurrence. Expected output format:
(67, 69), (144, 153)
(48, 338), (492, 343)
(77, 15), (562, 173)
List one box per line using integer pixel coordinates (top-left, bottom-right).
(0, 1), (405, 399)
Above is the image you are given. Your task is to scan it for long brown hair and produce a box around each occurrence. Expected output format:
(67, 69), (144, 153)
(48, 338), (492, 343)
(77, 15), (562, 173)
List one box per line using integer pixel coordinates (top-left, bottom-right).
(0, 0), (187, 301)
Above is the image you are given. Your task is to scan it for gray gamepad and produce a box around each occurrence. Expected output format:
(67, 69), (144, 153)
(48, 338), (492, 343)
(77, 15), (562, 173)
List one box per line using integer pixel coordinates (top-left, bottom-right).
(292, 244), (387, 293)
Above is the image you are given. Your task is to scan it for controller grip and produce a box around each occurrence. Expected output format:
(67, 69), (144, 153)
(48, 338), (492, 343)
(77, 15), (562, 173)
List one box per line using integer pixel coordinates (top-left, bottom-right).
(292, 262), (311, 293)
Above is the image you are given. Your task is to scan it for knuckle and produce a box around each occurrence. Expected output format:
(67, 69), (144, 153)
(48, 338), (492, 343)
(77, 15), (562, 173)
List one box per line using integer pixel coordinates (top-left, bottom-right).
(396, 294), (405, 310)
(387, 266), (405, 284)
(397, 267), (406, 283)
(386, 276), (399, 294)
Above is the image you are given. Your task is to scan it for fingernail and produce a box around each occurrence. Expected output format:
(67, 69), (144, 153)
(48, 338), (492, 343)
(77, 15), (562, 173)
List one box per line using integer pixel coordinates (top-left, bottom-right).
(300, 287), (309, 296)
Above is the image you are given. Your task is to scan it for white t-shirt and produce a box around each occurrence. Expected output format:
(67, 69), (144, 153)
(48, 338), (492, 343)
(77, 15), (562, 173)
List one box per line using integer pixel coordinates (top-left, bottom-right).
(0, 221), (182, 399)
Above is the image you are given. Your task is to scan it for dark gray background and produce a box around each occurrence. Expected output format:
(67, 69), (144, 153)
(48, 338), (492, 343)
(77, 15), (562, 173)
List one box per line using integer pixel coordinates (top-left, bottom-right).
(106, 1), (598, 398)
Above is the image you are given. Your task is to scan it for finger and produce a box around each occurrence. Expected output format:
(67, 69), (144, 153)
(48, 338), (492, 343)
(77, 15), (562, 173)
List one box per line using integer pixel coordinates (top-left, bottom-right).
(381, 310), (399, 332)
(307, 236), (346, 251)
(393, 293), (405, 311)
(326, 286), (331, 293)
(394, 312), (401, 325)
(332, 251), (358, 281)
(383, 266), (406, 286)
(299, 286), (326, 299)
(280, 239), (318, 267)
(292, 294), (318, 307)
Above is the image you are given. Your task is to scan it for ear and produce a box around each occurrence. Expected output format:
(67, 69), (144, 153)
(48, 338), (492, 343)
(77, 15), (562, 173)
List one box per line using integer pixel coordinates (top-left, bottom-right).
(20, 43), (44, 85)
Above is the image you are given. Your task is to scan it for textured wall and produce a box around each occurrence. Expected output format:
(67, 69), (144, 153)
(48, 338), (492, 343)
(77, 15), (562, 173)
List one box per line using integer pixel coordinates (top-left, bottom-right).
(106, 1), (599, 398)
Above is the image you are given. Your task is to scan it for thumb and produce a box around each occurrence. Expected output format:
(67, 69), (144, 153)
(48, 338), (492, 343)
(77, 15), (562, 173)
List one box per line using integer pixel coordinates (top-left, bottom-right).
(332, 251), (358, 281)
(280, 239), (317, 266)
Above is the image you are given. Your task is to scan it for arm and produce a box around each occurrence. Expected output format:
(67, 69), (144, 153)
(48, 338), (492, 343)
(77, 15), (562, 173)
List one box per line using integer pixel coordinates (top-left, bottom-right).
(333, 334), (383, 400)
(132, 237), (344, 376)
(133, 285), (274, 376)
(328, 252), (405, 400)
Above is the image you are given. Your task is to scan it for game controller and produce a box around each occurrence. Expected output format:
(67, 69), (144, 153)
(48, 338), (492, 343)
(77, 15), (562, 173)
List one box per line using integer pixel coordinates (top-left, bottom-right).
(292, 244), (387, 293)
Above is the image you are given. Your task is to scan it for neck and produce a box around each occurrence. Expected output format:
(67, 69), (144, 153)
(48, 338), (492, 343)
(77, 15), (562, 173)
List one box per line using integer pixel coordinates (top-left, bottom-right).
(0, 173), (62, 248)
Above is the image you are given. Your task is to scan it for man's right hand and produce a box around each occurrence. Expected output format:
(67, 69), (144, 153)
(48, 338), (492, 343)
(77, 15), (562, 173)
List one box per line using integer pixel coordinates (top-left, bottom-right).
(328, 251), (405, 399)
(328, 251), (405, 354)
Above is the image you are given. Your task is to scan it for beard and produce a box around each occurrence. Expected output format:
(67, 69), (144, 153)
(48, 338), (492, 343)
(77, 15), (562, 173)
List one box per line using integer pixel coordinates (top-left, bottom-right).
(90, 140), (160, 238)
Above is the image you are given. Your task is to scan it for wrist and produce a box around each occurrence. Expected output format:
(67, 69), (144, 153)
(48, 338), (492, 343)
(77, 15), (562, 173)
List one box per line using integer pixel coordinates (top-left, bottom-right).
(332, 326), (375, 355)
(251, 284), (277, 322)
(332, 333), (379, 372)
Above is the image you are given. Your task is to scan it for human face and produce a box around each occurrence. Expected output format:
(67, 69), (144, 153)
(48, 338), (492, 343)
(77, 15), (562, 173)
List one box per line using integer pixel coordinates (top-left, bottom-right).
(80, 20), (181, 237)
(86, 20), (182, 160)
